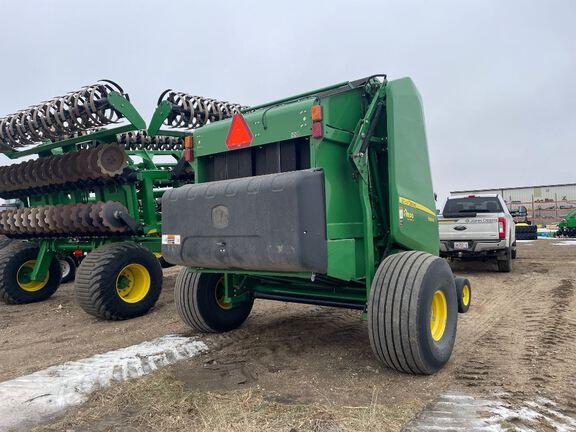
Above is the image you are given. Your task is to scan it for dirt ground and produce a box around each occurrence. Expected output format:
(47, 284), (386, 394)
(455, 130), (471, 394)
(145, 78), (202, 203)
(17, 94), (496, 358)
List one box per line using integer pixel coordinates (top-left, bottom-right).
(1, 239), (575, 431)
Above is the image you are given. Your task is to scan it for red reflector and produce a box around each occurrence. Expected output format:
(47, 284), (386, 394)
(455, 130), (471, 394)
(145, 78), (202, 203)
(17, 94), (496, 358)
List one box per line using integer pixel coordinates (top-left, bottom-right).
(184, 149), (193, 161)
(498, 217), (506, 239)
(226, 114), (253, 149)
(312, 122), (323, 138)
(468, 195), (476, 198)
(73, 249), (83, 257)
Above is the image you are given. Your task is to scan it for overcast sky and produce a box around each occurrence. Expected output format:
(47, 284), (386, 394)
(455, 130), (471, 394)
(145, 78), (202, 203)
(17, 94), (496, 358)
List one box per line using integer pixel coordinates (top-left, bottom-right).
(0, 0), (574, 205)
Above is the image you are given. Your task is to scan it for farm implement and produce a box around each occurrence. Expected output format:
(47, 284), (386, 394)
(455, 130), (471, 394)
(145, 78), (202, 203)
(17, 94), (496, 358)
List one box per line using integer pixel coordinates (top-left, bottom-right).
(0, 81), (239, 319)
(159, 75), (472, 374)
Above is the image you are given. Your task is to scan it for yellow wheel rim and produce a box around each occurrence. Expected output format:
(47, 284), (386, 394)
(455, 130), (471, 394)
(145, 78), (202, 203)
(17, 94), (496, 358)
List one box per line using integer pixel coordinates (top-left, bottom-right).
(17, 260), (49, 292)
(215, 277), (232, 310)
(153, 252), (162, 258)
(462, 285), (470, 306)
(430, 290), (448, 341)
(116, 263), (151, 304)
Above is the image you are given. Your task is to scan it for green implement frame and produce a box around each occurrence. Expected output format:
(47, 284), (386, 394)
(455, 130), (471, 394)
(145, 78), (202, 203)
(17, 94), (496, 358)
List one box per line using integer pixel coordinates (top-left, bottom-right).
(0, 90), (192, 319)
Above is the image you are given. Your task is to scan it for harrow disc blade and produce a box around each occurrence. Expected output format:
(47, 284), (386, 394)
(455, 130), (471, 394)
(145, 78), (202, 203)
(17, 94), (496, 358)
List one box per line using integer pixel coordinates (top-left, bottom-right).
(96, 144), (127, 177)
(99, 201), (129, 232)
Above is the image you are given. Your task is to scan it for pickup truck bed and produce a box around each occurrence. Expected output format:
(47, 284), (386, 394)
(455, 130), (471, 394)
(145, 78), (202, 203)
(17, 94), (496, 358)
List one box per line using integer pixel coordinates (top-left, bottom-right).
(438, 195), (516, 272)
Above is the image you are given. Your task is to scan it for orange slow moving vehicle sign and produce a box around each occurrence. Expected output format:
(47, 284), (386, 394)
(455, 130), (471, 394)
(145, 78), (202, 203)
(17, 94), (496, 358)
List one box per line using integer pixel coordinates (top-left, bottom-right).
(225, 113), (253, 149)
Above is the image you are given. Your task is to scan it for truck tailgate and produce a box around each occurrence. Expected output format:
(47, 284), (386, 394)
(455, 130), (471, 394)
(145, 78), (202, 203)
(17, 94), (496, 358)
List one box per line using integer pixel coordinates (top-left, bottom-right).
(439, 216), (500, 240)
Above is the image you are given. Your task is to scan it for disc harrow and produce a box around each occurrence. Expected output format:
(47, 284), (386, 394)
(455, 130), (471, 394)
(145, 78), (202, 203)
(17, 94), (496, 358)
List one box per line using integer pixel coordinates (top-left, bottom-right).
(0, 80), (127, 150)
(0, 201), (133, 237)
(0, 144), (128, 196)
(158, 90), (245, 129)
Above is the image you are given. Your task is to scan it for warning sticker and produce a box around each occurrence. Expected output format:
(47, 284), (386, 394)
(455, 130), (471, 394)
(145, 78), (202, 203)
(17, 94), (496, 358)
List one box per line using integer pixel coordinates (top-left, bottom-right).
(162, 234), (181, 245)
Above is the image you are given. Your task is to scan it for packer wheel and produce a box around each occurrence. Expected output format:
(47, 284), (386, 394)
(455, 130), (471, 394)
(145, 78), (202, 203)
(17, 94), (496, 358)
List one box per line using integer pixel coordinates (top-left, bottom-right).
(75, 242), (162, 320)
(175, 268), (253, 332)
(0, 242), (61, 304)
(368, 251), (458, 374)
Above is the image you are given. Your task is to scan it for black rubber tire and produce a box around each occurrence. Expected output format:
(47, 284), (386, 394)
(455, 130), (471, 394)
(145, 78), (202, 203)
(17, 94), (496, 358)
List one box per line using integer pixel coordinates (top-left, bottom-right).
(60, 256), (77, 283)
(368, 251), (458, 375)
(512, 248), (517, 259)
(75, 242), (163, 320)
(516, 232), (537, 240)
(454, 276), (471, 313)
(0, 236), (13, 250)
(497, 247), (513, 273)
(158, 256), (175, 269)
(0, 242), (61, 304)
(175, 268), (254, 332)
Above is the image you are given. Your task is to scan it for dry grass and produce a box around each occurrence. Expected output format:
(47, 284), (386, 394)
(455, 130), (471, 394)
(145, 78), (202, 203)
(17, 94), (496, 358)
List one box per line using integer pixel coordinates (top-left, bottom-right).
(32, 370), (416, 432)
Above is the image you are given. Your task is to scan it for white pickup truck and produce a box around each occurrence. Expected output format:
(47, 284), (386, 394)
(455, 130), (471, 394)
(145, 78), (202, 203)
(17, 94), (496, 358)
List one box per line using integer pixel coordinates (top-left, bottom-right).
(438, 194), (516, 272)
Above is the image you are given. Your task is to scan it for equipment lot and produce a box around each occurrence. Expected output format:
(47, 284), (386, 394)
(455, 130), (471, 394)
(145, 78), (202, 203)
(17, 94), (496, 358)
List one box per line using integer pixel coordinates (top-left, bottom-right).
(1, 239), (575, 431)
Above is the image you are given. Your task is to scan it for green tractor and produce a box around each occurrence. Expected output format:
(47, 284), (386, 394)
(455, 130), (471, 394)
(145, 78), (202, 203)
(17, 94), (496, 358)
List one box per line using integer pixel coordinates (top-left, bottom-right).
(557, 209), (576, 237)
(156, 75), (472, 374)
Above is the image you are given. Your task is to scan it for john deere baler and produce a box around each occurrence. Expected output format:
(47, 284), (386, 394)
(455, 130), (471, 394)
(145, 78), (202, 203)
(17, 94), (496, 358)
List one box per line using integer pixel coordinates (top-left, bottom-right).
(158, 76), (471, 374)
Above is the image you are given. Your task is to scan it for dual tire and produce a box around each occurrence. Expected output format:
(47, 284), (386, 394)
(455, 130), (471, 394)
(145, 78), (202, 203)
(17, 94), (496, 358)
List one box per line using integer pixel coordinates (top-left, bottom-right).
(367, 251), (459, 375)
(75, 242), (163, 320)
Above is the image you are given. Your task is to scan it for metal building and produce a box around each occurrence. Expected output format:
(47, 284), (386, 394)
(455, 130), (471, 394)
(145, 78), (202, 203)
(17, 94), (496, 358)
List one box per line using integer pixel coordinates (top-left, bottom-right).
(451, 183), (576, 226)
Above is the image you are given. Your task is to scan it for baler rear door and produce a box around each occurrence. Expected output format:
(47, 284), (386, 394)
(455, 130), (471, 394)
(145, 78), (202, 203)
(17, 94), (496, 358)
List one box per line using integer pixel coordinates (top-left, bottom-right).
(386, 78), (439, 255)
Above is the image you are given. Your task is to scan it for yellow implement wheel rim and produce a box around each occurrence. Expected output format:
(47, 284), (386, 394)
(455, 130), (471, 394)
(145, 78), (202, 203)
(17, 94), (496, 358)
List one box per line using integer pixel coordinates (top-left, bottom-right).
(215, 277), (232, 310)
(430, 290), (448, 341)
(116, 263), (151, 304)
(153, 252), (162, 259)
(462, 285), (470, 306)
(17, 260), (49, 292)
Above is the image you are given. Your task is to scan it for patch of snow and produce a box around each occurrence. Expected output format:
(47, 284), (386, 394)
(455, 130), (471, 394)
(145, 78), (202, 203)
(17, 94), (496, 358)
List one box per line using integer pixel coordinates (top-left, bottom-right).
(0, 335), (208, 431)
(554, 241), (576, 246)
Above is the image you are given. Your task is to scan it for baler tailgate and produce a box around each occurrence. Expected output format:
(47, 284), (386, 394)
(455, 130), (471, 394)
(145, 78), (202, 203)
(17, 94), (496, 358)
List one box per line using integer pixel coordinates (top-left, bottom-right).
(386, 78), (439, 255)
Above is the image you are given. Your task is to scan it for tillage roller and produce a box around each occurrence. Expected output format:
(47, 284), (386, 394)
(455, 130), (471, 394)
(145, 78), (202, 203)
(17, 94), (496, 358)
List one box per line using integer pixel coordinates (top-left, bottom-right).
(0, 80), (241, 319)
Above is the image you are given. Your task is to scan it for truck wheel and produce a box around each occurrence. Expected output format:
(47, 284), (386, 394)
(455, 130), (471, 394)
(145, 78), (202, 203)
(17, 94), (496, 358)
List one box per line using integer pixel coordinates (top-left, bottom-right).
(368, 251), (458, 374)
(75, 242), (163, 320)
(175, 268), (254, 332)
(454, 277), (471, 313)
(60, 256), (77, 283)
(497, 248), (512, 273)
(0, 242), (61, 304)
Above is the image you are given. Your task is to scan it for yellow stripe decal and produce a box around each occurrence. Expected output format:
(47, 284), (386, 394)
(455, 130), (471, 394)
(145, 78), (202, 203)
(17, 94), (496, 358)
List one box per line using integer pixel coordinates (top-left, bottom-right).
(399, 196), (436, 217)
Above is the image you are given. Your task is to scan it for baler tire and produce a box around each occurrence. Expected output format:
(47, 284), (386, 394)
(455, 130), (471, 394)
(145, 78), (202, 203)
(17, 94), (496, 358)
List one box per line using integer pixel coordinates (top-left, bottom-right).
(175, 268), (253, 333)
(454, 276), (471, 313)
(368, 251), (458, 375)
(60, 256), (77, 283)
(497, 248), (513, 273)
(75, 242), (162, 320)
(0, 242), (61, 304)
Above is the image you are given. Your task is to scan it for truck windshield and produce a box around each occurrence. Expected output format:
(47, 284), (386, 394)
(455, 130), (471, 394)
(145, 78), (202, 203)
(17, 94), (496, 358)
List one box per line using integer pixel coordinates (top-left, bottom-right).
(444, 197), (503, 214)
